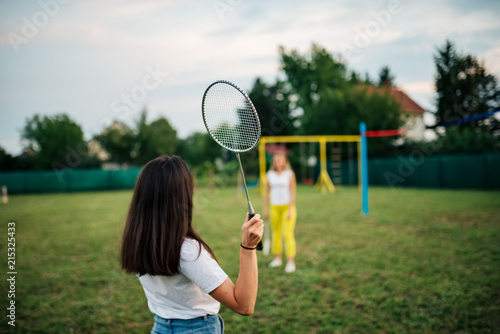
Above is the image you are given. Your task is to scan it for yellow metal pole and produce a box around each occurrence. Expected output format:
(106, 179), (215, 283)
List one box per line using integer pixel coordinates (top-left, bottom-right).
(357, 141), (362, 191)
(262, 135), (360, 143)
(259, 141), (267, 197)
(320, 138), (327, 194)
(315, 137), (335, 194)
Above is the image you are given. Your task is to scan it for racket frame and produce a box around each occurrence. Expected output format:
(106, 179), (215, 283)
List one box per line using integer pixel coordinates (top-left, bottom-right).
(201, 80), (261, 153)
(202, 80), (263, 251)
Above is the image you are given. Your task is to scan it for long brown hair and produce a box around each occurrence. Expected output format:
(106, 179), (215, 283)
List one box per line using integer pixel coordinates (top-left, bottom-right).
(121, 155), (216, 276)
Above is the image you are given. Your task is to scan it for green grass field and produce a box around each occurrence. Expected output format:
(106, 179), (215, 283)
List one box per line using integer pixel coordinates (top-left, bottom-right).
(0, 186), (499, 334)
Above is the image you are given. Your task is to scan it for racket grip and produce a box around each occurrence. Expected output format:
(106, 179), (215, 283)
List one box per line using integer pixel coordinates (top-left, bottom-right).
(248, 212), (263, 251)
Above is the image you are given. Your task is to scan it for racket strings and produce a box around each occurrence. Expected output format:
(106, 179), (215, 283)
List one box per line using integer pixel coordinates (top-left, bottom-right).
(203, 82), (260, 152)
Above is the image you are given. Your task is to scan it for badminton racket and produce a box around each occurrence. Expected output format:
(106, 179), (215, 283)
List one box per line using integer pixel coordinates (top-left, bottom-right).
(202, 80), (263, 251)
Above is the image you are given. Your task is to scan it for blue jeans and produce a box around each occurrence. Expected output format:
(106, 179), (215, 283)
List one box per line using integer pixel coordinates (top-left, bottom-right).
(152, 314), (224, 334)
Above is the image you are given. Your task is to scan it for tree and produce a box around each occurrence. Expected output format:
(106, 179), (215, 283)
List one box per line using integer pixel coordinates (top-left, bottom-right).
(378, 65), (395, 87)
(132, 110), (178, 164)
(21, 113), (86, 169)
(279, 43), (406, 156)
(434, 40), (499, 132)
(0, 146), (14, 171)
(94, 121), (135, 164)
(95, 109), (178, 165)
(433, 127), (499, 154)
(248, 78), (295, 136)
(280, 44), (348, 110)
(176, 132), (222, 167)
(302, 86), (405, 156)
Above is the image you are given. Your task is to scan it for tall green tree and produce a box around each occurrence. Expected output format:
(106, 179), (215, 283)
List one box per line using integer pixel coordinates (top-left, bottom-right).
(0, 146), (14, 171)
(21, 113), (86, 169)
(378, 65), (395, 87)
(279, 44), (348, 110)
(95, 109), (178, 165)
(133, 110), (178, 164)
(94, 121), (135, 164)
(248, 78), (294, 136)
(279, 43), (405, 156)
(434, 40), (499, 132)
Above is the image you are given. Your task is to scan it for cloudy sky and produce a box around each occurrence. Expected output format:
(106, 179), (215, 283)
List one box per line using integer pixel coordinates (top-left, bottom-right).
(1, 0), (499, 155)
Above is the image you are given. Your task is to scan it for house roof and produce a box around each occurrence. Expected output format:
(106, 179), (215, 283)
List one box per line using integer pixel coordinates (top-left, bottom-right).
(362, 85), (426, 115)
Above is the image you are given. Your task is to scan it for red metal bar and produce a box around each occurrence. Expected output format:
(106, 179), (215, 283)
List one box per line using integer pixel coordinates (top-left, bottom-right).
(364, 129), (406, 137)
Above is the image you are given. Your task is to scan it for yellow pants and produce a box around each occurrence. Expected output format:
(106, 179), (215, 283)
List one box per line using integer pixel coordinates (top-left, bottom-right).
(270, 204), (297, 257)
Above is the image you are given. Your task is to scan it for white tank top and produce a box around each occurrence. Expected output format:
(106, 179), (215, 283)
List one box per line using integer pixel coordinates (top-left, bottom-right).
(267, 170), (293, 205)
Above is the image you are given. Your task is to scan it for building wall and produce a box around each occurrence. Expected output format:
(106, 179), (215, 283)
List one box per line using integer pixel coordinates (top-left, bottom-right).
(404, 114), (425, 141)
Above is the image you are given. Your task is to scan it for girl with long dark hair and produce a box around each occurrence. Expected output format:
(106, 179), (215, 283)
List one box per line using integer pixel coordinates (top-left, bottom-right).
(121, 155), (263, 333)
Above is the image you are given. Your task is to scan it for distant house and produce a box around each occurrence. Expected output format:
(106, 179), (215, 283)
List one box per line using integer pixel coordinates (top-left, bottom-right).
(387, 87), (426, 141)
(363, 85), (426, 141)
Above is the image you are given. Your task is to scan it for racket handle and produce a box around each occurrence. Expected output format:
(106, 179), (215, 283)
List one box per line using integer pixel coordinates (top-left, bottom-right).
(248, 212), (263, 251)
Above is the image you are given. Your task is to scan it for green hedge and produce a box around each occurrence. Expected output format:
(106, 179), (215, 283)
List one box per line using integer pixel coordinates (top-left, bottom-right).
(0, 167), (142, 194)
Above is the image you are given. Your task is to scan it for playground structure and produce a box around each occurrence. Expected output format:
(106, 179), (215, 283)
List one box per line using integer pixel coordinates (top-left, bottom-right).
(257, 105), (498, 213)
(259, 135), (362, 194)
(259, 122), (370, 215)
(258, 122), (416, 215)
(257, 108), (500, 206)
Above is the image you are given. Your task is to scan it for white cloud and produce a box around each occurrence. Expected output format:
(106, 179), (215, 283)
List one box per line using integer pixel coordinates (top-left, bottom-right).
(483, 45), (500, 77)
(0, 138), (23, 156)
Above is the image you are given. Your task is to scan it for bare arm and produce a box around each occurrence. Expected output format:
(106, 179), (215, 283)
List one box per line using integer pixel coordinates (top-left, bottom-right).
(209, 214), (263, 316)
(288, 171), (296, 218)
(263, 180), (270, 219)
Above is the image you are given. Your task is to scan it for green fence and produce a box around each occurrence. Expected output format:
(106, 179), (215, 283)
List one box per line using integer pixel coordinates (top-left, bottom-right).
(326, 152), (499, 190)
(0, 167), (142, 194)
(366, 152), (500, 189)
(1, 153), (499, 194)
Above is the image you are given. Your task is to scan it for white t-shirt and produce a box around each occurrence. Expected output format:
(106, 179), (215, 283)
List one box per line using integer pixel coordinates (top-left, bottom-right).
(138, 239), (228, 320)
(267, 169), (293, 205)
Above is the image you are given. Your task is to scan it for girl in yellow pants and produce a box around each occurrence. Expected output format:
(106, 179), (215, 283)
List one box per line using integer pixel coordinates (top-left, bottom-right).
(270, 204), (297, 258)
(264, 151), (297, 273)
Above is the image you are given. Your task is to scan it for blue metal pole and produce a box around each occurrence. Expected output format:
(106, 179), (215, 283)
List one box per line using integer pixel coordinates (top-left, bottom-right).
(360, 122), (369, 215)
